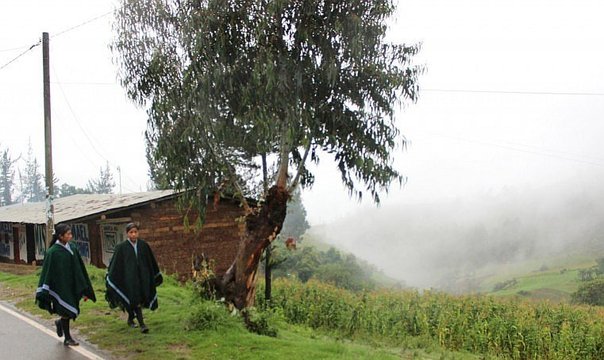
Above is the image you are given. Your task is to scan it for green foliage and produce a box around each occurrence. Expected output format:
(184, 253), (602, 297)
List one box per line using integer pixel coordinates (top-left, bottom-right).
(113, 0), (421, 215)
(185, 300), (241, 331)
(191, 256), (217, 300)
(579, 268), (597, 282)
(259, 278), (604, 359)
(56, 183), (91, 197)
(19, 141), (45, 203)
(596, 257), (604, 275)
(572, 278), (604, 306)
(86, 161), (115, 194)
(279, 190), (310, 241)
(0, 146), (16, 206)
(2, 267), (436, 360)
(315, 257), (376, 292)
(271, 244), (377, 291)
(492, 278), (518, 292)
(242, 307), (279, 337)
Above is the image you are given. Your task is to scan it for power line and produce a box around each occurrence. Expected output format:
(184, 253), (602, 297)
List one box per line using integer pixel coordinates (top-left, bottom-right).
(51, 65), (111, 164)
(0, 40), (41, 71)
(51, 10), (114, 39)
(0, 7), (115, 71)
(423, 88), (604, 96)
(52, 81), (116, 86)
(0, 45), (31, 53)
(51, 67), (144, 193)
(414, 131), (604, 168)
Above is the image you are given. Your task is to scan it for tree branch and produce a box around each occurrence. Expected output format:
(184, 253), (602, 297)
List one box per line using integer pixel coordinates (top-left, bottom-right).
(287, 141), (311, 193)
(198, 116), (252, 214)
(276, 125), (290, 188)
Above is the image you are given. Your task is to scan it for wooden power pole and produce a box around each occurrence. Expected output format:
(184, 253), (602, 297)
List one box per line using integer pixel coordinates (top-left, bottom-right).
(42, 32), (54, 249)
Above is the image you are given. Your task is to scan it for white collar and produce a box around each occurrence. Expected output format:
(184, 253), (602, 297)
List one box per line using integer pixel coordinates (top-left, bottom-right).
(56, 240), (74, 255)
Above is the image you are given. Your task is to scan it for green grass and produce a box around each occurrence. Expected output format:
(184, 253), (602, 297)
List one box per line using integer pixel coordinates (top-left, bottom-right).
(480, 255), (600, 303)
(0, 267), (480, 360)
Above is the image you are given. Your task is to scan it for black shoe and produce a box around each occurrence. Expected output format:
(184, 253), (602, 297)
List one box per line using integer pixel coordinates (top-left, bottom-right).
(135, 307), (148, 333)
(63, 338), (79, 346)
(55, 319), (63, 337)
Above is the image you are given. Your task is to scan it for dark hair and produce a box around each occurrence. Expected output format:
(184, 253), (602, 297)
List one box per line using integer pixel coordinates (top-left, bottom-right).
(53, 223), (71, 242)
(126, 222), (139, 232)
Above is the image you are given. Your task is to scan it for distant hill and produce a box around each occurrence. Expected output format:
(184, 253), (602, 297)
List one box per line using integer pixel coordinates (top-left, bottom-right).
(306, 181), (604, 293)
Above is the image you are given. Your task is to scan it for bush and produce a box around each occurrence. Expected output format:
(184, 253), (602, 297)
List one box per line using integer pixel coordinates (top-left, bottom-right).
(492, 278), (517, 291)
(185, 300), (240, 331)
(242, 307), (279, 337)
(572, 278), (604, 306)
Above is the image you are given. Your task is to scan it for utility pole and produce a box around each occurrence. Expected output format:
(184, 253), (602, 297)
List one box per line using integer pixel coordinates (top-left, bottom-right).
(43, 32), (54, 250)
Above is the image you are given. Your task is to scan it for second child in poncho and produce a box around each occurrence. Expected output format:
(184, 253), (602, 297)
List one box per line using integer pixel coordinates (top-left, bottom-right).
(105, 222), (163, 333)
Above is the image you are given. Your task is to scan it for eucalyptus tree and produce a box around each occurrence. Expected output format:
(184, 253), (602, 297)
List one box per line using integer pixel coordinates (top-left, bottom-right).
(113, 0), (421, 309)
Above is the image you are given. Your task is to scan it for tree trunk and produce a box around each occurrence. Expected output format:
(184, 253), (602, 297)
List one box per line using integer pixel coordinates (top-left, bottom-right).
(262, 153), (272, 303)
(220, 185), (289, 309)
(264, 244), (272, 303)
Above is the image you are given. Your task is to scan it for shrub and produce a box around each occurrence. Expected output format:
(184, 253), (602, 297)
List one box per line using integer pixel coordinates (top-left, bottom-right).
(185, 300), (240, 331)
(492, 278), (517, 292)
(572, 278), (604, 306)
(242, 307), (279, 337)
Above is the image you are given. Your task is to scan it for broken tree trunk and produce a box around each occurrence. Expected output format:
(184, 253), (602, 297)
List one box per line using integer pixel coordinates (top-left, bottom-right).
(220, 185), (289, 309)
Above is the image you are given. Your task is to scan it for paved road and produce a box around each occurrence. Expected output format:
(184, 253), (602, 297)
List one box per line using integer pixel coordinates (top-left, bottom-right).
(0, 302), (105, 360)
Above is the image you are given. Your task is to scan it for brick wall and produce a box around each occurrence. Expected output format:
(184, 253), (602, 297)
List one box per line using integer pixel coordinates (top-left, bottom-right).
(97, 197), (244, 279)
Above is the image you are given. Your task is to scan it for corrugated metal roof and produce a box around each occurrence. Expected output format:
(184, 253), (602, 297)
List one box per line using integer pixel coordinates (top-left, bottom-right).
(0, 190), (177, 224)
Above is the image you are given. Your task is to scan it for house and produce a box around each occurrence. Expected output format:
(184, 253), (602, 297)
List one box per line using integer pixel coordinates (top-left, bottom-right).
(0, 191), (245, 278)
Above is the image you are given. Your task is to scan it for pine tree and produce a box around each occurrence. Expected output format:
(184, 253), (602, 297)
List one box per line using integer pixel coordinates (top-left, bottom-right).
(86, 162), (115, 194)
(20, 142), (45, 203)
(0, 147), (17, 206)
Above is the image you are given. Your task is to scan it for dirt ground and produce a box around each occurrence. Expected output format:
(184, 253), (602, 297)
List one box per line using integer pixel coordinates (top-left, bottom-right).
(0, 262), (38, 276)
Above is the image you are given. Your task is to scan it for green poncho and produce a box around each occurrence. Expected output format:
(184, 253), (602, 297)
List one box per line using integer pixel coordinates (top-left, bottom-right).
(105, 239), (163, 311)
(35, 241), (96, 319)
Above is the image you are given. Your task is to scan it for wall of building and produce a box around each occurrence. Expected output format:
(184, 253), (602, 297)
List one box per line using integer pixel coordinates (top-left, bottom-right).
(0, 197), (245, 277)
(96, 197), (244, 279)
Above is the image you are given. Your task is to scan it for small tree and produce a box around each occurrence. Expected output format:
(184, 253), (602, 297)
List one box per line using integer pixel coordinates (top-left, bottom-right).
(0, 147), (18, 206)
(57, 183), (91, 197)
(86, 162), (115, 194)
(279, 190), (310, 241)
(572, 278), (604, 306)
(596, 257), (604, 276)
(19, 142), (45, 203)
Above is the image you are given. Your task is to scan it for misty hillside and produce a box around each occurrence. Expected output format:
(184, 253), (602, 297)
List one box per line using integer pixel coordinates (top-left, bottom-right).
(307, 182), (604, 291)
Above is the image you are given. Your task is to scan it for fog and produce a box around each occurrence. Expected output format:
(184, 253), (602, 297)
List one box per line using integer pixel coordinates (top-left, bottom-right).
(308, 175), (604, 291)
(296, 1), (604, 292)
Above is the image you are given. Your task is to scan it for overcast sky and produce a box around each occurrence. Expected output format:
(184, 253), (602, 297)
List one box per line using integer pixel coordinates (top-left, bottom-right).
(1, 0), (604, 226)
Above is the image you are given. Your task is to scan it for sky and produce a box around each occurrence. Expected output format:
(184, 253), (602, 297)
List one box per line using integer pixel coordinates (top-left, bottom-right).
(2, 0), (604, 228)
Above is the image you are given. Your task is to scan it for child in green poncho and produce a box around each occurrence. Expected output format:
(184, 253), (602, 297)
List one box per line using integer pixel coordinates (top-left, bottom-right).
(36, 223), (96, 346)
(105, 222), (163, 333)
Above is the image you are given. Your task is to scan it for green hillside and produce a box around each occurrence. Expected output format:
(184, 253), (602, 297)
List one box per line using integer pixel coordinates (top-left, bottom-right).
(479, 254), (603, 302)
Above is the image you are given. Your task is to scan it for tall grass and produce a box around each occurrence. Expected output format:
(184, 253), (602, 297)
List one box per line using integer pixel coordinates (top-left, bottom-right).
(258, 278), (604, 359)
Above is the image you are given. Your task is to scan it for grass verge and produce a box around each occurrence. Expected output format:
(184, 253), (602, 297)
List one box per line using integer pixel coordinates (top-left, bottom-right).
(0, 266), (480, 360)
